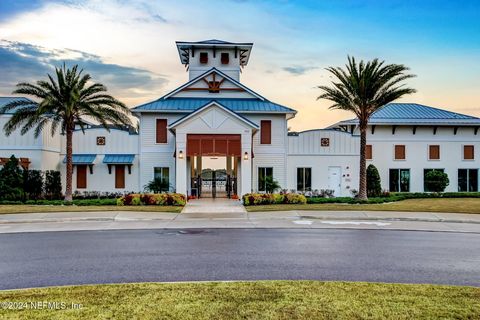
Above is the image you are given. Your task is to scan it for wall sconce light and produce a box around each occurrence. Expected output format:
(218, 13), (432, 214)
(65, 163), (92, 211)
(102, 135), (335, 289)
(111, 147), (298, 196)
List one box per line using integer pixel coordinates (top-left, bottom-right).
(243, 152), (249, 160)
(178, 150), (184, 159)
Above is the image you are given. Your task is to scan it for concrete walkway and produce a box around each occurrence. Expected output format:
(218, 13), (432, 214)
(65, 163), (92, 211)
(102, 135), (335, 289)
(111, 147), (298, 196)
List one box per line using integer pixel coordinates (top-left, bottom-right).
(181, 198), (246, 214)
(0, 209), (479, 234)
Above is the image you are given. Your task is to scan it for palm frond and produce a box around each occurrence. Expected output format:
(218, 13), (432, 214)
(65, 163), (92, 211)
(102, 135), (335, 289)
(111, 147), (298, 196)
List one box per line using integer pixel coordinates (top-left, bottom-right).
(318, 56), (416, 122)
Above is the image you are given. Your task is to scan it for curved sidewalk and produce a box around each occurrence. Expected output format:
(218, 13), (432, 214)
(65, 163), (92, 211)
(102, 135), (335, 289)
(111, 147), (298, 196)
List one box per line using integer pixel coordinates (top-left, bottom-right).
(0, 209), (479, 234)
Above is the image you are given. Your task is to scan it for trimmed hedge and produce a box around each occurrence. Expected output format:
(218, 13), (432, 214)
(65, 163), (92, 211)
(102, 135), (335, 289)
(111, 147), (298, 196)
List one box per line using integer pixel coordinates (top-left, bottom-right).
(243, 193), (307, 206)
(307, 192), (480, 205)
(244, 191), (480, 206)
(23, 199), (118, 206)
(117, 193), (186, 206)
(390, 192), (480, 199)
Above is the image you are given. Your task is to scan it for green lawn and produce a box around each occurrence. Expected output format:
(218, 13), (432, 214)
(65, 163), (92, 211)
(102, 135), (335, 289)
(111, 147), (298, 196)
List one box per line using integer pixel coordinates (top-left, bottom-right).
(0, 281), (478, 319)
(0, 205), (183, 214)
(246, 198), (480, 214)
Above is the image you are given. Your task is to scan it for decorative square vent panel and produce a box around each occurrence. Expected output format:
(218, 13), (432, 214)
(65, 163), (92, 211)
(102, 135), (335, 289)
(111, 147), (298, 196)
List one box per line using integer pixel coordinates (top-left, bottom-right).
(321, 138), (330, 147)
(96, 136), (106, 145)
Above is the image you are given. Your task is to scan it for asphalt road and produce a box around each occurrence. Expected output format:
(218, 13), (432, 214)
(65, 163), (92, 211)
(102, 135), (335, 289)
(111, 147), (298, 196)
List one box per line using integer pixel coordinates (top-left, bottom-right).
(1, 229), (479, 290)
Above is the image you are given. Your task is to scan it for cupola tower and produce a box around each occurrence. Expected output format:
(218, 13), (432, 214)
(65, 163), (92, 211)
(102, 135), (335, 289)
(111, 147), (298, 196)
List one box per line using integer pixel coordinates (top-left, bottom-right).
(176, 39), (253, 81)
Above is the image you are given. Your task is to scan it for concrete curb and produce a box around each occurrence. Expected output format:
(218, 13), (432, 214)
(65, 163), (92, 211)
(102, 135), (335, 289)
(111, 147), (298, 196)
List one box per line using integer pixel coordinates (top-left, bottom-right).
(0, 214), (479, 225)
(298, 215), (480, 224)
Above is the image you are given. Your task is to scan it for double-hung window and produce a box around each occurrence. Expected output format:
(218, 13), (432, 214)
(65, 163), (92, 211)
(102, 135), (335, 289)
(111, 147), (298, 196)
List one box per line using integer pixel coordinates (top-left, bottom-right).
(296, 168), (312, 192)
(389, 169), (410, 192)
(458, 169), (478, 192)
(154, 167), (170, 192)
(258, 167), (273, 192)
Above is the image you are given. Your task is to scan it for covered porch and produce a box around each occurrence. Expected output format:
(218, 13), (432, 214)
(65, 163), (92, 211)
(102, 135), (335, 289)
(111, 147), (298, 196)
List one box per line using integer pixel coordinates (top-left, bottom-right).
(168, 101), (257, 197)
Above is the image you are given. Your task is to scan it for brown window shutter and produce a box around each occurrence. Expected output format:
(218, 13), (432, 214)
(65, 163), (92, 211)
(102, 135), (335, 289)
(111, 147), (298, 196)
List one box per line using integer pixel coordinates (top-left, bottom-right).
(395, 145), (406, 160)
(366, 145), (372, 160)
(429, 145), (440, 160)
(77, 165), (87, 189)
(464, 145), (474, 160)
(156, 119), (167, 143)
(221, 52), (229, 64)
(115, 165), (125, 188)
(200, 52), (208, 64)
(260, 120), (271, 144)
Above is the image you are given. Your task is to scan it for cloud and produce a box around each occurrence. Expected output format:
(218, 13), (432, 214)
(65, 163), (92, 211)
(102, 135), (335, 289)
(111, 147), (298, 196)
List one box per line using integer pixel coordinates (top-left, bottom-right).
(283, 65), (318, 76)
(0, 40), (168, 102)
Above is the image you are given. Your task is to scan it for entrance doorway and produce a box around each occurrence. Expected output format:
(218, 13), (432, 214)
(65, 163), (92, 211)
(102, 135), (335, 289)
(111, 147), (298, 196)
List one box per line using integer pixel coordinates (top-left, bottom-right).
(186, 134), (241, 199)
(190, 156), (238, 198)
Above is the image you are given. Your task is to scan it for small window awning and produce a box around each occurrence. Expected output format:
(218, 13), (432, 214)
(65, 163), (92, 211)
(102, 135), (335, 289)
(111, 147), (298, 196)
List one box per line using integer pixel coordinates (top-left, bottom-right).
(63, 154), (97, 164)
(103, 154), (135, 164)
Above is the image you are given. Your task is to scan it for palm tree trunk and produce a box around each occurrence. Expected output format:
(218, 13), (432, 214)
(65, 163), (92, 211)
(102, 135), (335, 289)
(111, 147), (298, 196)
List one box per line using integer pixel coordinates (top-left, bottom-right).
(64, 128), (73, 202)
(358, 124), (368, 200)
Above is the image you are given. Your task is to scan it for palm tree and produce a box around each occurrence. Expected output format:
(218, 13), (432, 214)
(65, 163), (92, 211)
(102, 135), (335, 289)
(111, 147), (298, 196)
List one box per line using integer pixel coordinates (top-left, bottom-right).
(318, 57), (416, 200)
(1, 65), (132, 202)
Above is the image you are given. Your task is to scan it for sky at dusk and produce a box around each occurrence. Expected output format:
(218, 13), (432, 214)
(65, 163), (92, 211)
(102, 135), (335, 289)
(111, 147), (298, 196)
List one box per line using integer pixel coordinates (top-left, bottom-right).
(0, 0), (479, 130)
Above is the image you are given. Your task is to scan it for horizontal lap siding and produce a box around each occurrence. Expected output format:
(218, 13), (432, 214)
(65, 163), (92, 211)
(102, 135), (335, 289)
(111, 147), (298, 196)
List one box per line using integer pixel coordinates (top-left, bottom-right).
(139, 152), (176, 191)
(253, 154), (287, 191)
(247, 114), (288, 191)
(140, 114), (180, 152)
(139, 114), (182, 192)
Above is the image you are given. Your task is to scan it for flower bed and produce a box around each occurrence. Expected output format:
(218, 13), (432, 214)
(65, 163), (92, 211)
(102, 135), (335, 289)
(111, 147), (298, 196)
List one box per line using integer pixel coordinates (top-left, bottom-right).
(242, 193), (307, 206)
(117, 193), (186, 206)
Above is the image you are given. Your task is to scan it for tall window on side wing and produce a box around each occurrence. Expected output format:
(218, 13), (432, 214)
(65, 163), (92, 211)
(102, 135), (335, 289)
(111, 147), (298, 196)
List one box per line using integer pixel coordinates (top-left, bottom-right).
(458, 169), (478, 192)
(297, 167), (311, 192)
(389, 169), (410, 192)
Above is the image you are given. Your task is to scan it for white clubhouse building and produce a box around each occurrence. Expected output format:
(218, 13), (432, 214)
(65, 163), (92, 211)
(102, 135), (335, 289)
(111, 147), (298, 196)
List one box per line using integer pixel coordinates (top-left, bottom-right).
(1, 40), (480, 197)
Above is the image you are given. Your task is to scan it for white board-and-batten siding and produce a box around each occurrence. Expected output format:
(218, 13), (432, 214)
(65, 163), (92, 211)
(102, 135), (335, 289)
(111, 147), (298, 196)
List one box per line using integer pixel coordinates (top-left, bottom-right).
(59, 128), (140, 193)
(286, 130), (360, 197)
(0, 116), (61, 171)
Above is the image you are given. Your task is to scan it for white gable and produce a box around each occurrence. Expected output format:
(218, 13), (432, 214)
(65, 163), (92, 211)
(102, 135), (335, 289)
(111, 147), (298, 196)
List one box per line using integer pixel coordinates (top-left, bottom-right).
(169, 102), (258, 134)
(164, 69), (263, 100)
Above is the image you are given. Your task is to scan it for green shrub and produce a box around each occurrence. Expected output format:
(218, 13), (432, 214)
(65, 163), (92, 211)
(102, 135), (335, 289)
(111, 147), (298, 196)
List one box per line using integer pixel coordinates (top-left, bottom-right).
(367, 164), (382, 197)
(307, 197), (354, 204)
(73, 199), (118, 206)
(0, 156), (24, 201)
(273, 194), (284, 204)
(132, 197), (142, 206)
(285, 193), (307, 204)
(117, 193), (186, 206)
(23, 170), (44, 200)
(424, 171), (450, 192)
(45, 170), (62, 200)
(0, 200), (23, 205)
(259, 176), (281, 193)
(242, 193), (307, 206)
(144, 178), (171, 193)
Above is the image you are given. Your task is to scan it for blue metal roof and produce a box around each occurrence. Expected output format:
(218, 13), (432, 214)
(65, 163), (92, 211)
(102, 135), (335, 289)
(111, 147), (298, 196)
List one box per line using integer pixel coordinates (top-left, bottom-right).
(339, 103), (480, 125)
(133, 98), (296, 113)
(103, 154), (135, 164)
(63, 154), (97, 164)
(177, 39), (253, 45)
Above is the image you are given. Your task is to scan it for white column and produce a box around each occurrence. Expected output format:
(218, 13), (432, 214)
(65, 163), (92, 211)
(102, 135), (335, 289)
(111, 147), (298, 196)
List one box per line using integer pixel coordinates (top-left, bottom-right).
(240, 131), (252, 196)
(226, 156), (232, 175)
(175, 132), (187, 196)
